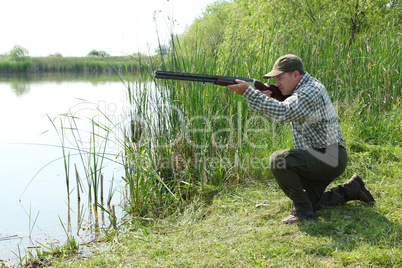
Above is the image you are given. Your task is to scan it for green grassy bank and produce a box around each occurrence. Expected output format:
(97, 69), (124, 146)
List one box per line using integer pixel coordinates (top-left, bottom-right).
(0, 54), (149, 73)
(51, 99), (402, 268)
(55, 180), (402, 267)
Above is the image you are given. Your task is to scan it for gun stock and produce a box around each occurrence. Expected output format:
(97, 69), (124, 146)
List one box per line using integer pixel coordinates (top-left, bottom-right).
(254, 80), (287, 102)
(154, 71), (288, 102)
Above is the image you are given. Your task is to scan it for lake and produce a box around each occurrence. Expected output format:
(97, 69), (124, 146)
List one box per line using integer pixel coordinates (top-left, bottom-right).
(0, 72), (132, 264)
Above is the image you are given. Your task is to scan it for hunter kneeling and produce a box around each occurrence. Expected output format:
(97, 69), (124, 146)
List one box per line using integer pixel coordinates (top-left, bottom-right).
(227, 54), (375, 224)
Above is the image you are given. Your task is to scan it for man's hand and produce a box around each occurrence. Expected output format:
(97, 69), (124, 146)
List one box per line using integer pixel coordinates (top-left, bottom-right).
(227, 80), (274, 98)
(260, 87), (273, 97)
(226, 79), (249, 95)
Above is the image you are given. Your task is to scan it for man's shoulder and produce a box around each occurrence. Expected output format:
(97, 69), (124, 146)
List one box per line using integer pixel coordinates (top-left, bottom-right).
(296, 73), (325, 93)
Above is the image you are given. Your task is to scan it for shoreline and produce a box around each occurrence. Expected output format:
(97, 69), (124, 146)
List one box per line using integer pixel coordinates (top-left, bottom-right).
(0, 55), (150, 74)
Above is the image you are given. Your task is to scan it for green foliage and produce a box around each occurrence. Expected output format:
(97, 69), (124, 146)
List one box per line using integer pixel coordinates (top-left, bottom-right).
(87, 49), (110, 57)
(9, 45), (29, 61)
(176, 0), (401, 110)
(48, 52), (63, 57)
(287, 0), (397, 28)
(53, 165), (402, 267)
(0, 55), (148, 73)
(179, 0), (232, 58)
(117, 0), (401, 220)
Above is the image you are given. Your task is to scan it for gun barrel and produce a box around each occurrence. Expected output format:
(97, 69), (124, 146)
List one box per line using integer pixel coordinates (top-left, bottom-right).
(154, 71), (254, 84)
(154, 70), (287, 101)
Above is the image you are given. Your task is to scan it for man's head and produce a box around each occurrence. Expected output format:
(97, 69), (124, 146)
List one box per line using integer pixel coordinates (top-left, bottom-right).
(263, 54), (305, 96)
(263, 54), (305, 78)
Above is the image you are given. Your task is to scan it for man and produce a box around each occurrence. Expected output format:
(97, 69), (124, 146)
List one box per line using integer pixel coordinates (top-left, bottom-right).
(227, 54), (375, 224)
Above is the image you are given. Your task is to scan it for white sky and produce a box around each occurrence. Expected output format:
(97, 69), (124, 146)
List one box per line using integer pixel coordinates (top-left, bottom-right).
(0, 0), (216, 57)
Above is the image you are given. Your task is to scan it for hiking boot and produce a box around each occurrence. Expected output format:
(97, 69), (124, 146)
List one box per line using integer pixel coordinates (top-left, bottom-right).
(345, 174), (375, 203)
(281, 210), (315, 224)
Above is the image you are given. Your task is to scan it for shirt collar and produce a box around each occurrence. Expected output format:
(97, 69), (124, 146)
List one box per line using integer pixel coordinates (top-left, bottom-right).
(294, 72), (310, 91)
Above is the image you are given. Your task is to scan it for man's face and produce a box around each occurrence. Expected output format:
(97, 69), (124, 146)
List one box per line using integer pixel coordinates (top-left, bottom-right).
(273, 71), (299, 96)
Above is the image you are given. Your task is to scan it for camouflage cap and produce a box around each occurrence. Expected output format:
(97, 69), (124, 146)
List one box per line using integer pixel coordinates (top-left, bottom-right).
(263, 54), (304, 79)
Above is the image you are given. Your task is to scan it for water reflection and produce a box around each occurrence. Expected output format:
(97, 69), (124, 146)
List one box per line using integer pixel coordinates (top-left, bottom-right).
(0, 71), (124, 83)
(10, 80), (30, 96)
(0, 72), (128, 265)
(0, 72), (130, 97)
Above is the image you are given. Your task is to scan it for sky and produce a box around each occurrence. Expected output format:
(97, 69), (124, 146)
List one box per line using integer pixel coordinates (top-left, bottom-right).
(0, 0), (216, 57)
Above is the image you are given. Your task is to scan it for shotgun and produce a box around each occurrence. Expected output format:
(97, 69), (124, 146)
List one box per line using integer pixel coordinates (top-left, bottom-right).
(154, 71), (287, 102)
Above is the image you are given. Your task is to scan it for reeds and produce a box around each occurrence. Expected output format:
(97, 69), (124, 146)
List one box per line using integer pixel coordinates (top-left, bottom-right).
(47, 105), (121, 237)
(45, 0), (400, 226)
(0, 55), (148, 73)
(118, 6), (401, 219)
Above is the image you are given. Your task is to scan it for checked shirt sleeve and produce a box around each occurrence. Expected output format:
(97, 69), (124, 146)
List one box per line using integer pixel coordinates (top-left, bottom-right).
(242, 86), (317, 123)
(242, 73), (346, 149)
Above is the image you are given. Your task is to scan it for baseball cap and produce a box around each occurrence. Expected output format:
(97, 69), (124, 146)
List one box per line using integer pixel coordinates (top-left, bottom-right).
(263, 54), (304, 79)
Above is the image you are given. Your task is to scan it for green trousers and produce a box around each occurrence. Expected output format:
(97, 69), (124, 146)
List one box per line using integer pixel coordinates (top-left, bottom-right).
(270, 145), (348, 212)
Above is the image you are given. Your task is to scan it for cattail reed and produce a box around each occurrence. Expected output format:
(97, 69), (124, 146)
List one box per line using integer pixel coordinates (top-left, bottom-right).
(75, 164), (81, 201)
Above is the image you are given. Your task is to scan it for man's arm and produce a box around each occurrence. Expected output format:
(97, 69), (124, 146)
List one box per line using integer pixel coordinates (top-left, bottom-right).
(227, 79), (273, 98)
(231, 81), (316, 123)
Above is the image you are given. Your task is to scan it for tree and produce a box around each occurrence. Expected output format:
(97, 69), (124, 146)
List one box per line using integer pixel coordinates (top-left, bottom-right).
(49, 52), (63, 57)
(10, 45), (29, 61)
(88, 49), (110, 57)
(285, 0), (400, 45)
(88, 49), (100, 56)
(178, 0), (230, 58)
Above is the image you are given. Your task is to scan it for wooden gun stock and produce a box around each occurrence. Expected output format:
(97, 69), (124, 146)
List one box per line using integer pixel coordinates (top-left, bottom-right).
(254, 81), (287, 102)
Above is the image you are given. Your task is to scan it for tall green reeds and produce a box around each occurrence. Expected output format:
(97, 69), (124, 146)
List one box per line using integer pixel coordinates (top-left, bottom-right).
(118, 1), (400, 219)
(120, 40), (279, 218)
(44, 0), (400, 221)
(48, 104), (122, 235)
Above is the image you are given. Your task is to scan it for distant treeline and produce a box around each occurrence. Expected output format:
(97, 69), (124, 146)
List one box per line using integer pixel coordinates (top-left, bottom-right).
(0, 55), (150, 73)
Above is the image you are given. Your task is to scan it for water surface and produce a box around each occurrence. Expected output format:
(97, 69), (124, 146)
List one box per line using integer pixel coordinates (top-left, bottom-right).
(0, 72), (130, 263)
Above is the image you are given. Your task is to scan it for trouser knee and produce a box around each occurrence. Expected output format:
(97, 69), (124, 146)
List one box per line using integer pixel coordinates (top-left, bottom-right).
(269, 150), (288, 172)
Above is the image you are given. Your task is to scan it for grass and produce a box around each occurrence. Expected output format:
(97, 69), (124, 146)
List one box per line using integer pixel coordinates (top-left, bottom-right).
(53, 171), (401, 267)
(0, 54), (150, 73)
(49, 101), (402, 267)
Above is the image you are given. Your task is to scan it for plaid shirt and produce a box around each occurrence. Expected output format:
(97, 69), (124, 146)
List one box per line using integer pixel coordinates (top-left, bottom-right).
(243, 73), (346, 149)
